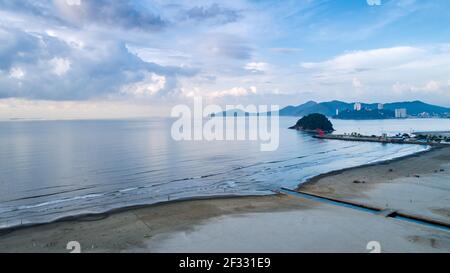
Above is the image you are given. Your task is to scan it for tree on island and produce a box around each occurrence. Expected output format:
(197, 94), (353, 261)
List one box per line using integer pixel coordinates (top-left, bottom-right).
(289, 113), (334, 133)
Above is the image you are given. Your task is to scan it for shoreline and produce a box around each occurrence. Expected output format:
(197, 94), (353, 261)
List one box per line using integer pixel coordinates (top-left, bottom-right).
(0, 146), (449, 252)
(0, 145), (431, 233)
(0, 193), (274, 235)
(297, 145), (436, 189)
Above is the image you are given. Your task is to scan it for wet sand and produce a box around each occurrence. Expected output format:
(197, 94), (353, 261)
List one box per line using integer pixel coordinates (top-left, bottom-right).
(0, 147), (449, 253)
(0, 195), (310, 252)
(299, 146), (450, 224)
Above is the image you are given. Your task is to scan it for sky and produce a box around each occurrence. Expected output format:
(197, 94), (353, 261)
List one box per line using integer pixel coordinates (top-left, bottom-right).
(1, 0), (450, 119)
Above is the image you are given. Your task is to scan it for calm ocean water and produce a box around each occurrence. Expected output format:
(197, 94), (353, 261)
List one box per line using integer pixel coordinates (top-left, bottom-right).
(1, 117), (449, 229)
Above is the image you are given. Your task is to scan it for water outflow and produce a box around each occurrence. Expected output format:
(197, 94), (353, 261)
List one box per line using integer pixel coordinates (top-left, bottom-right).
(279, 188), (450, 232)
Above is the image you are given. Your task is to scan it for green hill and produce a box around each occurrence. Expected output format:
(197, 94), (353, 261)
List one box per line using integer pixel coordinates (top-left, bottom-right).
(289, 113), (334, 132)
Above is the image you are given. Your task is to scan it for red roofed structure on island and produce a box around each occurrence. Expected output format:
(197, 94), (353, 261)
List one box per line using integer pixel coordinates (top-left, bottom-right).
(316, 129), (325, 137)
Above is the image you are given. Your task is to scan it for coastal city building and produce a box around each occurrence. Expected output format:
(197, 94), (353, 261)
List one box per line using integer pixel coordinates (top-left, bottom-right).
(354, 102), (362, 111)
(378, 103), (384, 110)
(417, 112), (431, 118)
(395, 108), (407, 118)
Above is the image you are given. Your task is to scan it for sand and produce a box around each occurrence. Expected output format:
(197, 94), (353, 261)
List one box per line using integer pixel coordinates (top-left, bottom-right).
(0, 195), (309, 252)
(143, 204), (450, 253)
(0, 147), (449, 253)
(299, 146), (450, 224)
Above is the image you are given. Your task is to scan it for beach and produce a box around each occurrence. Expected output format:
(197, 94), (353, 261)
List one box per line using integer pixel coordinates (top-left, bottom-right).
(0, 147), (449, 253)
(298, 146), (450, 223)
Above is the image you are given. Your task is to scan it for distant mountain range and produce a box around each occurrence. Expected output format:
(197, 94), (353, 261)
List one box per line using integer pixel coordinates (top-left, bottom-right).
(217, 100), (450, 118)
(279, 100), (450, 117)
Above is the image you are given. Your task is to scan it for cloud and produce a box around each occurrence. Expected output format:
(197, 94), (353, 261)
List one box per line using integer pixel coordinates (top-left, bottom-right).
(0, 26), (59, 70)
(301, 46), (424, 72)
(210, 86), (257, 98)
(0, 0), (261, 106)
(244, 62), (269, 73)
(392, 80), (444, 94)
(65, 0), (81, 6)
(269, 47), (301, 54)
(182, 86), (257, 99)
(121, 72), (167, 97)
(424, 80), (440, 92)
(203, 35), (253, 60)
(49, 57), (71, 76)
(0, 27), (195, 100)
(126, 45), (191, 67)
(352, 77), (363, 88)
(0, 0), (167, 31)
(0, 0), (57, 21)
(8, 67), (25, 79)
(297, 0), (422, 43)
(295, 44), (450, 104)
(185, 4), (240, 24)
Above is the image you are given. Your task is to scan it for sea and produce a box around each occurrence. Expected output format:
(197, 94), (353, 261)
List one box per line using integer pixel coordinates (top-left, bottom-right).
(1, 117), (449, 229)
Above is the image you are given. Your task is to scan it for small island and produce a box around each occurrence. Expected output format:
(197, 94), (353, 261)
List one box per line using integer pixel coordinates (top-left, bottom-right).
(289, 113), (334, 133)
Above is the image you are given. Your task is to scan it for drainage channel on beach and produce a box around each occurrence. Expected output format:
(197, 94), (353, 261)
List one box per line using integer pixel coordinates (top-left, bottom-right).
(278, 188), (450, 232)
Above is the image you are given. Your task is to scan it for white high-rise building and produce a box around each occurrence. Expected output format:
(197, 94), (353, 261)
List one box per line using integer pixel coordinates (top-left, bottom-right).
(377, 103), (384, 110)
(354, 102), (362, 111)
(395, 108), (407, 118)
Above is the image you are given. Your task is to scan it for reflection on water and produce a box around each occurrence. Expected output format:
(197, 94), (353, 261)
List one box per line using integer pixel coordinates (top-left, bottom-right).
(1, 117), (448, 229)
